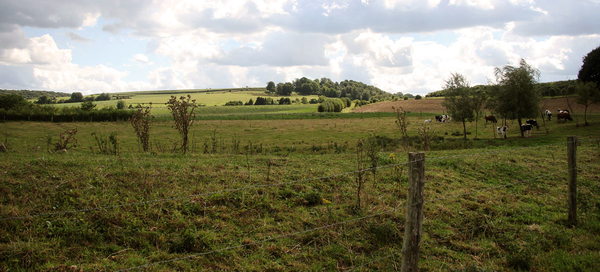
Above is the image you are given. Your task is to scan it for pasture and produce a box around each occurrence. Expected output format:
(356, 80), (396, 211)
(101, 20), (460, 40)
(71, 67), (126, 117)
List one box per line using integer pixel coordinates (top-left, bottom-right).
(1, 108), (600, 270)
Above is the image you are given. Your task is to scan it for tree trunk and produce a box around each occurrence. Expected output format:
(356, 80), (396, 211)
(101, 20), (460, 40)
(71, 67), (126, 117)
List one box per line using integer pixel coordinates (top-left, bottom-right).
(518, 118), (523, 138)
(462, 120), (467, 140)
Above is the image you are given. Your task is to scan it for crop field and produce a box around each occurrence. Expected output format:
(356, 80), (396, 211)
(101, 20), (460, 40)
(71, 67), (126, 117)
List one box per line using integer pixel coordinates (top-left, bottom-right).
(1, 107), (600, 271)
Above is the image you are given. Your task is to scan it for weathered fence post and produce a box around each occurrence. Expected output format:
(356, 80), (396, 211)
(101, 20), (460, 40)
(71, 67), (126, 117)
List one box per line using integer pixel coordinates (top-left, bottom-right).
(567, 136), (577, 226)
(401, 152), (425, 272)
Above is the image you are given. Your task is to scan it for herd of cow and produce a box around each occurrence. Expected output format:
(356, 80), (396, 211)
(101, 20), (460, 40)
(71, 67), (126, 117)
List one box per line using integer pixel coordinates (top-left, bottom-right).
(424, 109), (573, 138)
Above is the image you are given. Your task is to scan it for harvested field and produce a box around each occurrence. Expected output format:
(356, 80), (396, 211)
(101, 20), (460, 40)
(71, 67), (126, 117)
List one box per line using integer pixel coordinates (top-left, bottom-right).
(352, 97), (600, 114)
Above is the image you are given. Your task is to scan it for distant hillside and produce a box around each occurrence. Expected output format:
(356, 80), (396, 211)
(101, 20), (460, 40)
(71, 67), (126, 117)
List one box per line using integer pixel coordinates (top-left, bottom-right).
(0, 89), (70, 100)
(426, 80), (577, 98)
(352, 97), (600, 114)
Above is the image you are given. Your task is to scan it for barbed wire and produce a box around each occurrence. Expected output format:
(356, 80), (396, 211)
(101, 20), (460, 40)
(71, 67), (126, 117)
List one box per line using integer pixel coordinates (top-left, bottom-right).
(117, 162), (588, 271)
(117, 205), (405, 271)
(347, 204), (538, 271)
(1, 138), (587, 222)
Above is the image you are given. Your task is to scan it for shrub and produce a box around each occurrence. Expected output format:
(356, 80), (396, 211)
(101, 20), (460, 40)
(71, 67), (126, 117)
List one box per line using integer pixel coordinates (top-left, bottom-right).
(167, 95), (198, 154)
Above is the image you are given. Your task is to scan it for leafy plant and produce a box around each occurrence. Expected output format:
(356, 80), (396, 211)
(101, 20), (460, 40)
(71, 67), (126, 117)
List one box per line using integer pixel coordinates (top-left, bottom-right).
(167, 95), (198, 154)
(130, 103), (154, 152)
(91, 132), (119, 155)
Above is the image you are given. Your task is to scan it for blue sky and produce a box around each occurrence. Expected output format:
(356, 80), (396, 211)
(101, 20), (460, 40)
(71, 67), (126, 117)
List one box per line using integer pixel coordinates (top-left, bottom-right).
(1, 0), (599, 95)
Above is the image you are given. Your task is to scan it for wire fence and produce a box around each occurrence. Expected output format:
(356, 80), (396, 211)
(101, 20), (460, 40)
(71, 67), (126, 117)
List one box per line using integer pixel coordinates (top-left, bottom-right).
(1, 137), (599, 271)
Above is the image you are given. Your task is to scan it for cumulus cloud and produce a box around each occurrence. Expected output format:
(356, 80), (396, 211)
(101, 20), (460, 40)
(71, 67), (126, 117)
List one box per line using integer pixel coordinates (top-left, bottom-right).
(132, 53), (154, 65)
(0, 34), (71, 65)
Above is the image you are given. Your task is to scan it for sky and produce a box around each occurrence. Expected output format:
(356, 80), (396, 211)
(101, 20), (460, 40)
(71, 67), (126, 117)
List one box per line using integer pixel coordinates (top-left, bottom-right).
(0, 0), (599, 96)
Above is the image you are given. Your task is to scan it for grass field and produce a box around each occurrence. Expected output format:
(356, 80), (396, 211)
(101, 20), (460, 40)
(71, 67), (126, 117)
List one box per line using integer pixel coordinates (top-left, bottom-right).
(1, 106), (600, 271)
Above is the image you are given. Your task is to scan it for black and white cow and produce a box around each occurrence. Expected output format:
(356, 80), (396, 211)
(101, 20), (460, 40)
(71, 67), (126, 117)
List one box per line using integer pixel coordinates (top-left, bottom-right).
(521, 124), (533, 137)
(526, 119), (539, 130)
(496, 126), (508, 138)
(545, 110), (552, 121)
(435, 114), (450, 123)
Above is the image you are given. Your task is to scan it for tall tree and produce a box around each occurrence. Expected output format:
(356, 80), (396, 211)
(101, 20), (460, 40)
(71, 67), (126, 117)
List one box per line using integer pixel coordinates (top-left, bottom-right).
(266, 81), (276, 93)
(70, 92), (84, 102)
(578, 45), (600, 87)
(577, 45), (600, 126)
(441, 73), (475, 139)
(489, 59), (540, 138)
(575, 81), (600, 126)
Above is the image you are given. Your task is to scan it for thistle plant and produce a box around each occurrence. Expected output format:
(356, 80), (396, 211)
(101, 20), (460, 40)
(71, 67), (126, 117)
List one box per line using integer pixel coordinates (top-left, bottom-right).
(130, 103), (154, 152)
(167, 95), (198, 154)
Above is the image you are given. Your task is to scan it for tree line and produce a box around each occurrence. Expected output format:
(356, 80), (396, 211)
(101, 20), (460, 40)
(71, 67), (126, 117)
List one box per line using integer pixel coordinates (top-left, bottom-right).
(265, 77), (395, 102)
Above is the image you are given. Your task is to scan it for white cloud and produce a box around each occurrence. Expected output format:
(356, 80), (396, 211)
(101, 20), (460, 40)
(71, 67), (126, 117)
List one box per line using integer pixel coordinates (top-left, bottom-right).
(132, 53), (154, 65)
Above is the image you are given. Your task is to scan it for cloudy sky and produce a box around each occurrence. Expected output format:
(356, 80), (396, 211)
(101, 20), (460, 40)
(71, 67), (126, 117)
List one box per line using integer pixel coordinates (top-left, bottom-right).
(1, 0), (599, 96)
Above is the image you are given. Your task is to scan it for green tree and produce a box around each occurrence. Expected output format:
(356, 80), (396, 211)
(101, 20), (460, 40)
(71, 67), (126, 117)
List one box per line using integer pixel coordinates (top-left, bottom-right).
(266, 81), (276, 93)
(578, 45), (600, 87)
(116, 100), (126, 109)
(36, 95), (49, 104)
(277, 82), (294, 96)
(95, 93), (111, 101)
(489, 59), (540, 138)
(167, 95), (198, 154)
(415, 95), (422, 100)
(301, 97), (308, 104)
(441, 73), (475, 139)
(575, 81), (600, 126)
(0, 94), (28, 110)
(80, 101), (96, 111)
(70, 92), (84, 102)
(130, 103), (154, 152)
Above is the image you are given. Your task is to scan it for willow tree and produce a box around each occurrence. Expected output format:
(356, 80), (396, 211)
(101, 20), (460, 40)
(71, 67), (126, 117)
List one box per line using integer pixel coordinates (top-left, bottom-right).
(489, 59), (541, 138)
(441, 73), (475, 139)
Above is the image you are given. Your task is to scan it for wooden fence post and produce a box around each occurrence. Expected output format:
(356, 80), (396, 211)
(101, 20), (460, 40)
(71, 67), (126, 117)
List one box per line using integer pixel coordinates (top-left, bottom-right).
(401, 152), (425, 272)
(567, 136), (577, 226)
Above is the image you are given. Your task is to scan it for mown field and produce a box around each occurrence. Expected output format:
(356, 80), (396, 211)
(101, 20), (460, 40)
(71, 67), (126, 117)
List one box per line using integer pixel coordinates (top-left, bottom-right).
(1, 107), (600, 271)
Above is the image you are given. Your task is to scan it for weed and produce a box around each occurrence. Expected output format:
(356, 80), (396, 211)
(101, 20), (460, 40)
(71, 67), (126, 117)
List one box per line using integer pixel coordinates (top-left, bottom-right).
(303, 191), (323, 206)
(167, 95), (199, 154)
(130, 103), (153, 152)
(91, 132), (119, 155)
(54, 128), (79, 151)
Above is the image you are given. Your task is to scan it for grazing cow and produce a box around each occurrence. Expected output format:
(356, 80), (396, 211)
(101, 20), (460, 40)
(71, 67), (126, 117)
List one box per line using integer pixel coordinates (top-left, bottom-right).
(496, 126), (508, 138)
(485, 115), (498, 124)
(521, 124), (533, 137)
(424, 119), (432, 123)
(526, 119), (539, 129)
(557, 112), (573, 122)
(435, 115), (450, 123)
(545, 110), (552, 121)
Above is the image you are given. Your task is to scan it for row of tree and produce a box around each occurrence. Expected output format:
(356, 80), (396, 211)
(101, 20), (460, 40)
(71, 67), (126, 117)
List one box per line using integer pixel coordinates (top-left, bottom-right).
(442, 45), (600, 138)
(265, 78), (395, 102)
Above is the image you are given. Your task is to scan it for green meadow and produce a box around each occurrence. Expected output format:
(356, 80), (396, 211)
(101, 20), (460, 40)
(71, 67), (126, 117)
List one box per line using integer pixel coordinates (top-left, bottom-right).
(1, 101), (600, 271)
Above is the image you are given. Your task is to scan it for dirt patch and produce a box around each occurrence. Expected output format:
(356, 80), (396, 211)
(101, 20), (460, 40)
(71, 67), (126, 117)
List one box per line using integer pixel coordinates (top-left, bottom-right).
(352, 97), (600, 114)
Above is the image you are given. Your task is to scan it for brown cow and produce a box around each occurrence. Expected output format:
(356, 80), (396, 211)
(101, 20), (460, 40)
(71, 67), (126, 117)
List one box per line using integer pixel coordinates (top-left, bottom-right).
(485, 115), (497, 124)
(557, 112), (573, 121)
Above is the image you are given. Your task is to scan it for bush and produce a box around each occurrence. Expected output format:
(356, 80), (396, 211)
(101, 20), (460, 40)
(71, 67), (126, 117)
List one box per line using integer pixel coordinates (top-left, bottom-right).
(415, 95), (422, 100)
(224, 101), (243, 106)
(318, 98), (346, 112)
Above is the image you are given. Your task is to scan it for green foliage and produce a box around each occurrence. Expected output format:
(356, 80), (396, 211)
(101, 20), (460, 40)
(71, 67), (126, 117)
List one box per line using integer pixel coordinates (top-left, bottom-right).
(578, 44), (600, 87)
(415, 95), (422, 100)
(302, 191), (323, 206)
(278, 97), (291, 105)
(488, 59), (541, 137)
(116, 100), (126, 110)
(318, 98), (345, 112)
(91, 132), (119, 155)
(224, 100), (244, 106)
(0, 93), (29, 110)
(266, 81), (276, 93)
(575, 81), (600, 125)
(254, 97), (274, 105)
(80, 101), (96, 111)
(442, 73), (476, 139)
(69, 92), (84, 103)
(130, 104), (153, 152)
(95, 93), (111, 101)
